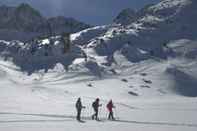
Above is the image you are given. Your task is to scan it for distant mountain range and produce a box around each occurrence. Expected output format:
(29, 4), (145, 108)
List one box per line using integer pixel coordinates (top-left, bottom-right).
(72, 0), (197, 64)
(0, 0), (197, 75)
(0, 3), (91, 41)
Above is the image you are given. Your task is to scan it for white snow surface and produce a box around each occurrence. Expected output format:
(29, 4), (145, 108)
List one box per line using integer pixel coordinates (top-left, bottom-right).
(0, 48), (197, 131)
(0, 0), (197, 130)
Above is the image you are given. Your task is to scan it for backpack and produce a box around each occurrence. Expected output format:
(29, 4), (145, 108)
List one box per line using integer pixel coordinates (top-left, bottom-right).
(92, 101), (96, 109)
(76, 100), (81, 109)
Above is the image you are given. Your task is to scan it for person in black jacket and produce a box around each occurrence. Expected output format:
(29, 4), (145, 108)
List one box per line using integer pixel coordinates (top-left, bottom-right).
(75, 97), (85, 121)
(91, 98), (102, 120)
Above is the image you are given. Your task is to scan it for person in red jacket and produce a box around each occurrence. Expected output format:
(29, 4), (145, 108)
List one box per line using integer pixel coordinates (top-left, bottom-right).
(106, 99), (115, 120)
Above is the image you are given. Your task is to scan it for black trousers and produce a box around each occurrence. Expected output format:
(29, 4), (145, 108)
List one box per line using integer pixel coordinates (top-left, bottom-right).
(108, 111), (114, 120)
(77, 109), (82, 120)
(92, 109), (98, 120)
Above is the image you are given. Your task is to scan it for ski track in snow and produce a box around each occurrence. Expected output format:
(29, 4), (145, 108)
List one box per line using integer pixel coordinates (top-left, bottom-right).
(0, 58), (197, 131)
(0, 112), (197, 128)
(0, 1), (197, 130)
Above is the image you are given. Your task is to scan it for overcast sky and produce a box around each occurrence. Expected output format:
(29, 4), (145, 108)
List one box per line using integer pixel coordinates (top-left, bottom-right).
(0, 0), (161, 25)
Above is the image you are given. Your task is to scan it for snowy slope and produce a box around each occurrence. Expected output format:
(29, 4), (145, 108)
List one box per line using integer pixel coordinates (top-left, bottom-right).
(0, 0), (197, 131)
(0, 39), (197, 131)
(0, 0), (196, 97)
(0, 51), (197, 131)
(0, 44), (197, 131)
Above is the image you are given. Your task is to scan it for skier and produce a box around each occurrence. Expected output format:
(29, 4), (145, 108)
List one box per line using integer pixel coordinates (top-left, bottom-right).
(91, 98), (102, 120)
(75, 97), (85, 121)
(106, 99), (115, 120)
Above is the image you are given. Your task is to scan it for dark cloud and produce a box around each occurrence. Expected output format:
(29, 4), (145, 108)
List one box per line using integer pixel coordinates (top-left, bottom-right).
(0, 0), (161, 25)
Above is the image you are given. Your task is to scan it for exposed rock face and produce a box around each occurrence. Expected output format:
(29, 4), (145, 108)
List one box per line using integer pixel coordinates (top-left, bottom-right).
(0, 3), (91, 41)
(114, 8), (137, 25)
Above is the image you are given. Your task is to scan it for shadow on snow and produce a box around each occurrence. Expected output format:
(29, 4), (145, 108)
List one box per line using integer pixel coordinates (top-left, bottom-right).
(0, 112), (197, 127)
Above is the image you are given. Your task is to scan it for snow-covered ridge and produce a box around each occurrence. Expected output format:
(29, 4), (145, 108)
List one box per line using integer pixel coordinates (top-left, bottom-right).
(0, 37), (83, 74)
(0, 0), (197, 77)
(149, 0), (192, 11)
(0, 0), (196, 78)
(71, 25), (114, 46)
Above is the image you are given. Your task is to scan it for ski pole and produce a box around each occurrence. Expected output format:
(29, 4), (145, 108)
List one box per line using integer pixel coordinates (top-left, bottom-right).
(105, 108), (108, 120)
(98, 106), (101, 120)
(98, 104), (103, 120)
(114, 107), (119, 120)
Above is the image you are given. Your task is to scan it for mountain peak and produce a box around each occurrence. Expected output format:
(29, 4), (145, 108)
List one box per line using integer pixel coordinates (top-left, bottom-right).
(47, 16), (91, 35)
(17, 3), (33, 10)
(114, 8), (137, 25)
(0, 3), (90, 41)
(16, 3), (42, 18)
